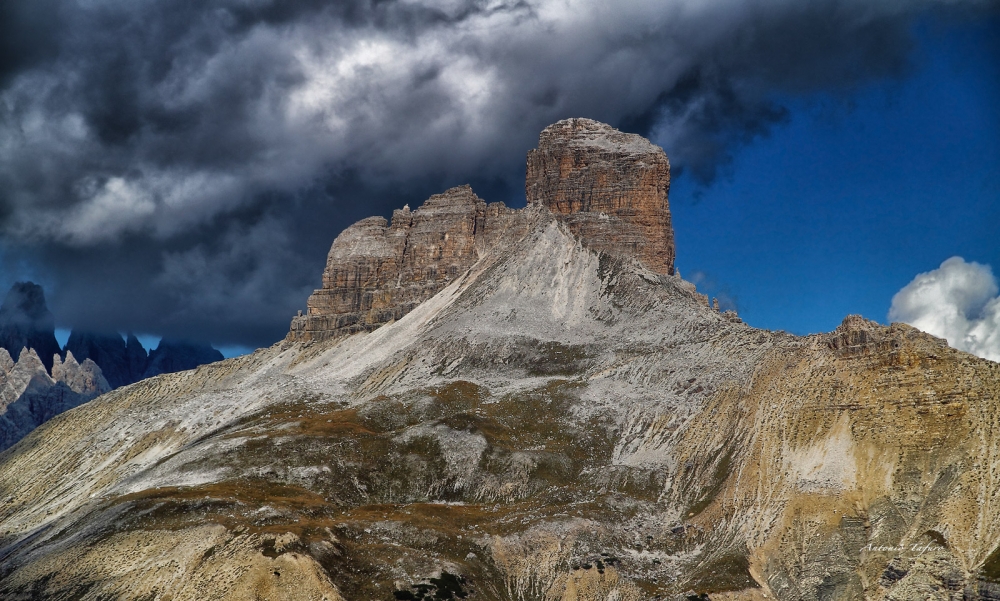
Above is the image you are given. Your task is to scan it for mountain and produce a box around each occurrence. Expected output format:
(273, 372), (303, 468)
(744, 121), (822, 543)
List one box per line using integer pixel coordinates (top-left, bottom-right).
(1, 119), (999, 600)
(0, 282), (61, 373)
(0, 348), (109, 450)
(63, 330), (132, 389)
(142, 338), (225, 379)
(65, 331), (224, 388)
(0, 286), (225, 450)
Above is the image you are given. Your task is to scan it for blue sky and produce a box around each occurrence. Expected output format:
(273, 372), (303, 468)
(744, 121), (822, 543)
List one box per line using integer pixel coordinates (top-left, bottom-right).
(671, 15), (1000, 335)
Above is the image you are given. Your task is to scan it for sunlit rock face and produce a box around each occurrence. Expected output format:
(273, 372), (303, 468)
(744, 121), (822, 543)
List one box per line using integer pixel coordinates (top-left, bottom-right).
(2, 121), (1000, 601)
(526, 118), (675, 276)
(290, 119), (676, 343)
(290, 185), (536, 342)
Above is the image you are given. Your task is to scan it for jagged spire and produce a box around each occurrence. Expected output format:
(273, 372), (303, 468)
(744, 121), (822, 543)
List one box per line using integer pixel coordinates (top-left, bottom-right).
(0, 282), (61, 372)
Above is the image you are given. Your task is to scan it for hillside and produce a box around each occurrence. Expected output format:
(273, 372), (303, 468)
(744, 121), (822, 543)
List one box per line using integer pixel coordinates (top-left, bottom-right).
(1, 120), (998, 601)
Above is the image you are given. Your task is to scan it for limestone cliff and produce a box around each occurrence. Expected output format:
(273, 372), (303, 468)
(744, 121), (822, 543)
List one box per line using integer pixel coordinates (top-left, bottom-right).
(290, 119), (675, 342)
(289, 185), (537, 341)
(527, 118), (675, 276)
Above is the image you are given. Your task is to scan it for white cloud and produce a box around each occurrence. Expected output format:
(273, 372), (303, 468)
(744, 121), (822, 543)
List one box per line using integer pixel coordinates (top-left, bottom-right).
(889, 257), (1000, 362)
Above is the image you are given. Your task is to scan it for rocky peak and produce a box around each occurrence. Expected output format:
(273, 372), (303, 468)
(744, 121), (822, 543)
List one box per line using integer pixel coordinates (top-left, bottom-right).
(0, 282), (61, 372)
(51, 351), (111, 396)
(526, 118), (675, 275)
(0, 348), (13, 374)
(63, 330), (130, 389)
(142, 339), (224, 379)
(291, 186), (535, 341)
(125, 334), (149, 383)
(0, 346), (112, 451)
(289, 118), (675, 342)
(0, 348), (52, 414)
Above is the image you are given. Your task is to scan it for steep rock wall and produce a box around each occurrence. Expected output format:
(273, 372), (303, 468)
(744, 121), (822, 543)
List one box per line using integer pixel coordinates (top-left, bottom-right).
(526, 118), (675, 276)
(289, 186), (536, 341)
(290, 118), (677, 342)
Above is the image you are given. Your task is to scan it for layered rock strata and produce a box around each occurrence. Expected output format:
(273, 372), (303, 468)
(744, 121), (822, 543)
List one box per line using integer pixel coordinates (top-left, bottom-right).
(289, 185), (535, 341)
(526, 118), (675, 275)
(290, 119), (676, 341)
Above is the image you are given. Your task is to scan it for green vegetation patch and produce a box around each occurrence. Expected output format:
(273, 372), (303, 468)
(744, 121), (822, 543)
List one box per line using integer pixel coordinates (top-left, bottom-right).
(980, 545), (1000, 583)
(684, 552), (758, 594)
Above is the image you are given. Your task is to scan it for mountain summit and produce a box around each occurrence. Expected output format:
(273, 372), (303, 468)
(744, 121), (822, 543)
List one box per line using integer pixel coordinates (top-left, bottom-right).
(1, 121), (999, 601)
(0, 282), (61, 372)
(290, 118), (675, 342)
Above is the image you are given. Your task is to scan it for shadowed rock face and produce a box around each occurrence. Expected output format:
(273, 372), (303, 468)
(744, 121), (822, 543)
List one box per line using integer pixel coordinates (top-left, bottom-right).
(526, 118), (675, 276)
(0, 283), (60, 373)
(64, 331), (131, 389)
(64, 331), (223, 388)
(142, 339), (224, 379)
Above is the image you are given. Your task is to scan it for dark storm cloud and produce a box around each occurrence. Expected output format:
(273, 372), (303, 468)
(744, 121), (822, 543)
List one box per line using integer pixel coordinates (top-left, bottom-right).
(0, 0), (993, 347)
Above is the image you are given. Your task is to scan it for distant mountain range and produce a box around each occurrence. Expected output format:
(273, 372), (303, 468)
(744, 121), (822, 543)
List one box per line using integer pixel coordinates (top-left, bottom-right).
(0, 282), (223, 450)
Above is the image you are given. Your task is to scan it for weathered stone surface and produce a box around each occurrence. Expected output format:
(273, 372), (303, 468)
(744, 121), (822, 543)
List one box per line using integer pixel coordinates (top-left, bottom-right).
(64, 330), (131, 389)
(51, 351), (111, 397)
(290, 185), (536, 341)
(526, 118), (675, 275)
(290, 118), (675, 342)
(0, 347), (13, 374)
(0, 348), (110, 451)
(0, 348), (51, 414)
(0, 282), (61, 373)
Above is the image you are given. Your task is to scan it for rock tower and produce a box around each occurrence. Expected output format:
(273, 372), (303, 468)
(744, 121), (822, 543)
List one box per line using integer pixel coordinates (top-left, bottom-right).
(289, 119), (676, 341)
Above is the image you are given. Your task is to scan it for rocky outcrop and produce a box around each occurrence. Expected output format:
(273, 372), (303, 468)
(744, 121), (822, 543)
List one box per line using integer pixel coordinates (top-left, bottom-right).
(0, 282), (61, 373)
(0, 349), (109, 451)
(290, 118), (676, 341)
(64, 330), (131, 389)
(526, 118), (675, 275)
(52, 351), (111, 397)
(289, 185), (536, 341)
